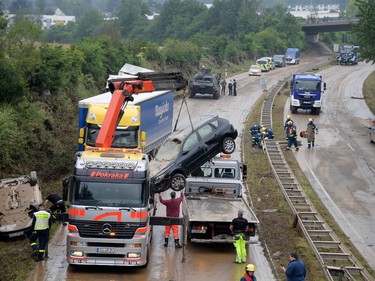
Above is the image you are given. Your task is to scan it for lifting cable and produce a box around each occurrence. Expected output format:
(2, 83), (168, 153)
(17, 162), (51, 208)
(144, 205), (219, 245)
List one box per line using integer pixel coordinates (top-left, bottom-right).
(173, 87), (194, 132)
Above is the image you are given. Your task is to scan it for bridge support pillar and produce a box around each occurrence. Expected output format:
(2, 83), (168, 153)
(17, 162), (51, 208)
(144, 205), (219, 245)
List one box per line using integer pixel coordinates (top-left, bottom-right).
(306, 33), (320, 43)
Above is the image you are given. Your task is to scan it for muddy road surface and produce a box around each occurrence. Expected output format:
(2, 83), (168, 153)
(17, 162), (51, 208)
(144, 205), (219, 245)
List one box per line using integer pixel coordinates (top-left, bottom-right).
(284, 62), (375, 269)
(27, 56), (333, 281)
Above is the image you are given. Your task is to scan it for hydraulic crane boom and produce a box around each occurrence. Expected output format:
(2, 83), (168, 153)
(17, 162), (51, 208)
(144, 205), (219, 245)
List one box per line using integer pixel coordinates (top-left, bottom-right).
(95, 71), (188, 148)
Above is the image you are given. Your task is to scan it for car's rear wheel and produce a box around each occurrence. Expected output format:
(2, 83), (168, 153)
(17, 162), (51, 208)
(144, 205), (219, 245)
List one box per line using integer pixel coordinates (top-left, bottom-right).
(170, 173), (186, 191)
(221, 137), (236, 154)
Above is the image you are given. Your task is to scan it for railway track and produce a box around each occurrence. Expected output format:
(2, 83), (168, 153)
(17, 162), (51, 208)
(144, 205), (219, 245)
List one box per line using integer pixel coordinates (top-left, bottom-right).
(260, 80), (375, 281)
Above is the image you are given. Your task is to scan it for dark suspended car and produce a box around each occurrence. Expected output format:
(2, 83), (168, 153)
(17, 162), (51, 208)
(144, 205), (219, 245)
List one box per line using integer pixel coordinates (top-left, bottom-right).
(150, 115), (238, 193)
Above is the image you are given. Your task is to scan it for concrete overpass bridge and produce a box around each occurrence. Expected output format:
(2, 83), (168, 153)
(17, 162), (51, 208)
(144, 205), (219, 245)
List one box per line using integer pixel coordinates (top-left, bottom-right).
(300, 17), (359, 42)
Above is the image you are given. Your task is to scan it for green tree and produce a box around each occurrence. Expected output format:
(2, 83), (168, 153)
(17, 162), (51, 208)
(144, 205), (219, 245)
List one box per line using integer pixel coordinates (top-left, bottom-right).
(74, 9), (106, 40)
(353, 0), (375, 63)
(116, 0), (150, 39)
(148, 0), (207, 41)
(29, 45), (84, 93)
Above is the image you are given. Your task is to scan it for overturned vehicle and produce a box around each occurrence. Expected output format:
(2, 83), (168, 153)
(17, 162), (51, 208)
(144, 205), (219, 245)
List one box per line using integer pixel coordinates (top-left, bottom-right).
(0, 172), (43, 238)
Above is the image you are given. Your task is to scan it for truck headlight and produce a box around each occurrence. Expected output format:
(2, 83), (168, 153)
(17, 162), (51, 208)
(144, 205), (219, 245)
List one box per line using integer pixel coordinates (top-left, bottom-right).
(70, 251), (84, 257)
(127, 252), (141, 258)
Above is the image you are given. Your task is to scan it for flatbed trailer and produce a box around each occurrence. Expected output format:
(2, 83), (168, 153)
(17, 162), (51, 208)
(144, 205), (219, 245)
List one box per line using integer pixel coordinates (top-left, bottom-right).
(184, 158), (259, 243)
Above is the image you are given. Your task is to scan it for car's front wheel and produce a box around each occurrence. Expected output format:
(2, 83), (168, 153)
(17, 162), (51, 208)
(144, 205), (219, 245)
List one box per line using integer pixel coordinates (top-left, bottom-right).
(170, 173), (186, 191)
(221, 137), (236, 154)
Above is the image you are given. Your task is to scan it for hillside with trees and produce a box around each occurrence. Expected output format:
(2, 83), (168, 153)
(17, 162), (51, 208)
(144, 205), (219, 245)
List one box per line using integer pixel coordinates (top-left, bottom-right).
(0, 0), (373, 183)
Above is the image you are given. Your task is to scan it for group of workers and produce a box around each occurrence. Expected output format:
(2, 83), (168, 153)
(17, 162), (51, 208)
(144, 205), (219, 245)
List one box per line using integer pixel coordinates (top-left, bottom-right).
(231, 209), (307, 281)
(249, 115), (318, 151)
(284, 115), (318, 150)
(249, 124), (275, 148)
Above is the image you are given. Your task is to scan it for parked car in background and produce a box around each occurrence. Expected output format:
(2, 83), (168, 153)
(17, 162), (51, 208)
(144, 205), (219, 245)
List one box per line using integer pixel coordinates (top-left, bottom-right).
(273, 55), (286, 67)
(248, 64), (261, 76)
(263, 57), (275, 70)
(256, 58), (270, 72)
(150, 115), (238, 192)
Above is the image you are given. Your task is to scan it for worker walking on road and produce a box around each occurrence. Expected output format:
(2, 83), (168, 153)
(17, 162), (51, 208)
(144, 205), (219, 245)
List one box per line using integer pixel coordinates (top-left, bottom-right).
(281, 252), (307, 281)
(240, 264), (257, 281)
(29, 204), (51, 261)
(230, 209), (249, 263)
(286, 121), (299, 151)
(159, 191), (184, 248)
(306, 118), (318, 148)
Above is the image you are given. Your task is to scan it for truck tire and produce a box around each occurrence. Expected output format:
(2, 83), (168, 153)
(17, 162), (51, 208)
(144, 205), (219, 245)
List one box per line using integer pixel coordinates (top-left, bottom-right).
(170, 173), (186, 191)
(221, 137), (236, 154)
(213, 90), (219, 99)
(312, 108), (321, 115)
(189, 91), (195, 98)
(30, 171), (38, 186)
(290, 105), (298, 114)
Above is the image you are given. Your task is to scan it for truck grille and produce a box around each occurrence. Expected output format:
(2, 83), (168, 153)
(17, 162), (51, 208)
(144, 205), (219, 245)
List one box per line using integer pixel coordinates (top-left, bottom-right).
(72, 220), (146, 239)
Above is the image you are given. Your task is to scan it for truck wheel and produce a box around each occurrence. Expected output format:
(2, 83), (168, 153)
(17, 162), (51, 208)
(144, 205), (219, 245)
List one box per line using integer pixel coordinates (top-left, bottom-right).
(30, 171), (38, 186)
(311, 108), (320, 115)
(221, 137), (236, 154)
(213, 90), (219, 99)
(170, 173), (186, 191)
(290, 106), (297, 114)
(189, 91), (195, 98)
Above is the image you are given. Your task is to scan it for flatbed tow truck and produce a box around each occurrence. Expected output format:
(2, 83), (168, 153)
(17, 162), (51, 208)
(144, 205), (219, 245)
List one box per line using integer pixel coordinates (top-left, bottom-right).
(184, 157), (259, 243)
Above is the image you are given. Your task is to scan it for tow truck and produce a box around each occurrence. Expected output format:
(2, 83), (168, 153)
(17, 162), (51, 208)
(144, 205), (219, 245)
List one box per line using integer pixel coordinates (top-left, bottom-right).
(184, 156), (259, 243)
(63, 69), (188, 267)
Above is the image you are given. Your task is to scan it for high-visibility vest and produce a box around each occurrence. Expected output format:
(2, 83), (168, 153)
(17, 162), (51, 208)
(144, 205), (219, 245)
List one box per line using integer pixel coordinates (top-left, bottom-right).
(34, 211), (50, 230)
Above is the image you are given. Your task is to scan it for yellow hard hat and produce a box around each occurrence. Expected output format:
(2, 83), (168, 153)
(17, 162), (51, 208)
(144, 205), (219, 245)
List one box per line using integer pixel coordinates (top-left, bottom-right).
(287, 115), (291, 119)
(246, 264), (255, 271)
(308, 118), (313, 122)
(288, 121), (293, 125)
(261, 127), (266, 131)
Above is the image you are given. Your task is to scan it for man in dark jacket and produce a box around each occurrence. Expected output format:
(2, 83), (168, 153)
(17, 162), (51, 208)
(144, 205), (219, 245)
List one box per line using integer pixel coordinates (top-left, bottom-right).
(281, 252), (307, 281)
(230, 209), (249, 263)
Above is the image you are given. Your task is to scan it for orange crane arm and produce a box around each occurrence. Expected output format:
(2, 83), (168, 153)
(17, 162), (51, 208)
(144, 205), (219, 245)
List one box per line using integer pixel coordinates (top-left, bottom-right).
(95, 72), (187, 148)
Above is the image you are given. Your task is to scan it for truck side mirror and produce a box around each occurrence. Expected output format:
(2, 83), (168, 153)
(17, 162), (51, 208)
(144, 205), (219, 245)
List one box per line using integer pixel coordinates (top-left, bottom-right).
(242, 164), (247, 179)
(323, 82), (327, 91)
(62, 176), (72, 201)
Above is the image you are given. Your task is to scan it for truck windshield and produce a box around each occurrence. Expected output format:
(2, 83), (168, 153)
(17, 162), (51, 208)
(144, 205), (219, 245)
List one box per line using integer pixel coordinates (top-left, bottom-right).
(71, 180), (146, 207)
(295, 80), (320, 92)
(286, 52), (296, 57)
(86, 124), (138, 148)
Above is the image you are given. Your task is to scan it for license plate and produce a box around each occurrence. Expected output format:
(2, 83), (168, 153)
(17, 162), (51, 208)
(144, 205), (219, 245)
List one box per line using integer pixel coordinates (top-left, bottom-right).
(9, 231), (24, 238)
(96, 248), (115, 253)
(191, 229), (206, 234)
